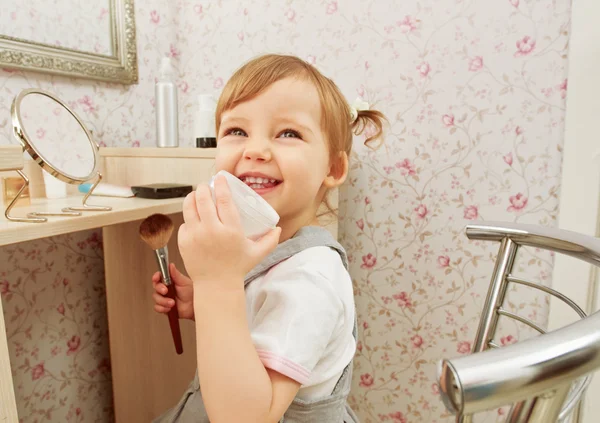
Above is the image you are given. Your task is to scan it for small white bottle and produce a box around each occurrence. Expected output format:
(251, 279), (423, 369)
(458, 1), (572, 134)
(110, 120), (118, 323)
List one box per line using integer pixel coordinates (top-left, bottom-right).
(155, 58), (179, 147)
(42, 171), (68, 199)
(195, 94), (217, 148)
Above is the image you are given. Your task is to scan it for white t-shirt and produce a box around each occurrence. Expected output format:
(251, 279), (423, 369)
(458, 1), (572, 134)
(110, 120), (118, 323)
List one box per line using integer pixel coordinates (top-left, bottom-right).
(245, 246), (356, 400)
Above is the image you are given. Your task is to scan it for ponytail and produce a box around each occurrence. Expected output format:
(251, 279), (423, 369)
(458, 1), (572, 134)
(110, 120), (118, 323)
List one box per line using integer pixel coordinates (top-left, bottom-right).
(351, 109), (387, 149)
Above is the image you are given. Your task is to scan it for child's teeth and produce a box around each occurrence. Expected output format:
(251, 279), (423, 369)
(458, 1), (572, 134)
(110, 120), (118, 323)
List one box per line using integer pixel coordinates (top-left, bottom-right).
(242, 176), (279, 186)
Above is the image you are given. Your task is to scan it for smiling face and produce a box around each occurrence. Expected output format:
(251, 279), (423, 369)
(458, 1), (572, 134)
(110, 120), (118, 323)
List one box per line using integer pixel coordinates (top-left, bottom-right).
(215, 77), (338, 237)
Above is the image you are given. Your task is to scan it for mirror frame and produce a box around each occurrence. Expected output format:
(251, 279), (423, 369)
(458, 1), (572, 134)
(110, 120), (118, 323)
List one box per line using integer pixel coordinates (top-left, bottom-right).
(0, 0), (138, 85)
(11, 88), (99, 184)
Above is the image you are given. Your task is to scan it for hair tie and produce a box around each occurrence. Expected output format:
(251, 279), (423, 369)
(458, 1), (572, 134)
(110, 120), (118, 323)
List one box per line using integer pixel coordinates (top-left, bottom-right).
(350, 97), (370, 123)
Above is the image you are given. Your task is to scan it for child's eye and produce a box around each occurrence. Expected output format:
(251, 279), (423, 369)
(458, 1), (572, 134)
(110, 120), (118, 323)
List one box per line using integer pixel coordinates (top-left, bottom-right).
(224, 127), (247, 137)
(278, 129), (302, 139)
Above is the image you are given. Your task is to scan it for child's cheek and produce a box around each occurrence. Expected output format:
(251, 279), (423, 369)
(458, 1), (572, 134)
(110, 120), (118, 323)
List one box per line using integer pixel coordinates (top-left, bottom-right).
(213, 146), (239, 175)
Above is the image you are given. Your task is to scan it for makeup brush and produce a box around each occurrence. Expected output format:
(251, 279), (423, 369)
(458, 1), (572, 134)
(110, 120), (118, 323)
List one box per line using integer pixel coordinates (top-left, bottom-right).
(139, 213), (183, 355)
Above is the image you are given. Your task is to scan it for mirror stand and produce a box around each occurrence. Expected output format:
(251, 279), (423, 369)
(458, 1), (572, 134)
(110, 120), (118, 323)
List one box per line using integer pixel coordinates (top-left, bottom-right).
(63, 172), (112, 212)
(4, 170), (47, 223)
(27, 171), (82, 218)
(28, 209), (81, 218)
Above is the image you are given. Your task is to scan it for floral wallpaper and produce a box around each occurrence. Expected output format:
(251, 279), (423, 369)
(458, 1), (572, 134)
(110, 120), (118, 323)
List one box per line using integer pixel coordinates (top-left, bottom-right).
(0, 232), (112, 422)
(0, 0), (570, 422)
(334, 0), (570, 421)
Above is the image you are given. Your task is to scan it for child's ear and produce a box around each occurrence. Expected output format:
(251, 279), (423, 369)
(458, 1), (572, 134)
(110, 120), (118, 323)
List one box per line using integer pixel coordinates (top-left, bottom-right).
(324, 151), (349, 189)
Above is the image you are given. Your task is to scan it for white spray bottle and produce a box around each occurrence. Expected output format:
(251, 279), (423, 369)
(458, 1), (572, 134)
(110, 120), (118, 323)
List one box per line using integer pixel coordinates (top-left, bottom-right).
(155, 57), (179, 148)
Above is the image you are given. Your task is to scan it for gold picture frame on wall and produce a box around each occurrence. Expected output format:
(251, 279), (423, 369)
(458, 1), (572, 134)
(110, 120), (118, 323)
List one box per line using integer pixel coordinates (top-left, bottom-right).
(0, 0), (138, 85)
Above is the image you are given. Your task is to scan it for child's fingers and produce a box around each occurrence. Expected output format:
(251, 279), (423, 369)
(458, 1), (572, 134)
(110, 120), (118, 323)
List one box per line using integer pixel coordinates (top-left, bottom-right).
(151, 271), (162, 284)
(169, 263), (185, 283)
(182, 192), (200, 226)
(154, 304), (172, 314)
(153, 292), (175, 308)
(213, 176), (241, 228)
(153, 282), (169, 296)
(169, 263), (178, 278)
(195, 185), (219, 226)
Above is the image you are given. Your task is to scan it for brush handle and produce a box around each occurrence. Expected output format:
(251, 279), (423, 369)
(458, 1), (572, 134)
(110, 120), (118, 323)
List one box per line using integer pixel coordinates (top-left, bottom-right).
(153, 247), (182, 354)
(154, 247), (172, 285)
(164, 281), (183, 355)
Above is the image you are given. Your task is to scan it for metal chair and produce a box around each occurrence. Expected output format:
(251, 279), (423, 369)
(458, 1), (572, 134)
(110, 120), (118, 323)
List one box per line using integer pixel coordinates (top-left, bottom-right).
(437, 222), (600, 422)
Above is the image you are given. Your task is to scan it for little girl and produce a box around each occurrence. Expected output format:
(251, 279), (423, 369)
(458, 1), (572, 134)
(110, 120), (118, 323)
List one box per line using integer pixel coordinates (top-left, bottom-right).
(151, 54), (385, 423)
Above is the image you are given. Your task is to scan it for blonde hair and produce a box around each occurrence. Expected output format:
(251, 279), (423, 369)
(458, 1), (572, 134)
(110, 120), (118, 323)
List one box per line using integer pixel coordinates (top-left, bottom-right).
(215, 54), (386, 159)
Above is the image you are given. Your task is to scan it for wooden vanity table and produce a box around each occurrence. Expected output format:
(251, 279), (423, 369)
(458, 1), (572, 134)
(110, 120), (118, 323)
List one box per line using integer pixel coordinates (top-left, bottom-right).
(0, 147), (337, 422)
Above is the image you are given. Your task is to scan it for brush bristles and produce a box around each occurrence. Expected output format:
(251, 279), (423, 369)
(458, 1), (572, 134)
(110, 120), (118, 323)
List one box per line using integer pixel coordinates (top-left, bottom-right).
(139, 213), (174, 250)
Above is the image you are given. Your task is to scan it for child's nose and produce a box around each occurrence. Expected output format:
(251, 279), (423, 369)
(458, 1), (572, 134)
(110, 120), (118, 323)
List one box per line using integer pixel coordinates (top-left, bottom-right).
(243, 137), (272, 161)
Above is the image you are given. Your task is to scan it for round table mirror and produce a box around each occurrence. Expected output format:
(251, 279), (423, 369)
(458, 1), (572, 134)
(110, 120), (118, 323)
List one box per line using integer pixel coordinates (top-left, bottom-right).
(11, 89), (112, 218)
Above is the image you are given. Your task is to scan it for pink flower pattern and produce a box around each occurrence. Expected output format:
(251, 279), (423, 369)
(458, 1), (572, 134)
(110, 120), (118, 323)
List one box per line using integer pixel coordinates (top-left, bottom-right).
(411, 335), (424, 348)
(468, 56), (484, 72)
(169, 44), (181, 59)
(177, 80), (190, 93)
(457, 341), (471, 354)
(387, 411), (407, 423)
(415, 204), (428, 218)
(393, 292), (413, 308)
(442, 114), (455, 127)
(397, 15), (417, 33)
(437, 255), (450, 268)
(359, 373), (374, 387)
(463, 205), (479, 220)
(285, 9), (296, 22)
(559, 78), (568, 98)
(416, 62), (430, 77)
(508, 193), (528, 212)
(31, 363), (45, 381)
(515, 36), (536, 57)
(361, 254), (377, 269)
(396, 159), (416, 176)
(67, 335), (81, 355)
(501, 335), (517, 345)
(77, 96), (96, 114)
(326, 1), (338, 14)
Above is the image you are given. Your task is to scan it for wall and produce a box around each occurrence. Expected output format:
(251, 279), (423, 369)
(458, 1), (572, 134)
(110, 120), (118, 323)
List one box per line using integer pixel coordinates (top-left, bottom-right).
(551, 0), (600, 420)
(0, 0), (571, 421)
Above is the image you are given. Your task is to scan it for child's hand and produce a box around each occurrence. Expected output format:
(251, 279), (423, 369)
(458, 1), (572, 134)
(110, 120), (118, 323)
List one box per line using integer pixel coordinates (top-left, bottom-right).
(152, 263), (195, 320)
(177, 175), (281, 289)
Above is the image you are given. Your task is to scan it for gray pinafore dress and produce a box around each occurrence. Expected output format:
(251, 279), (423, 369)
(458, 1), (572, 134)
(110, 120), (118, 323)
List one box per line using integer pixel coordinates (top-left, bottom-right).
(154, 226), (360, 423)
